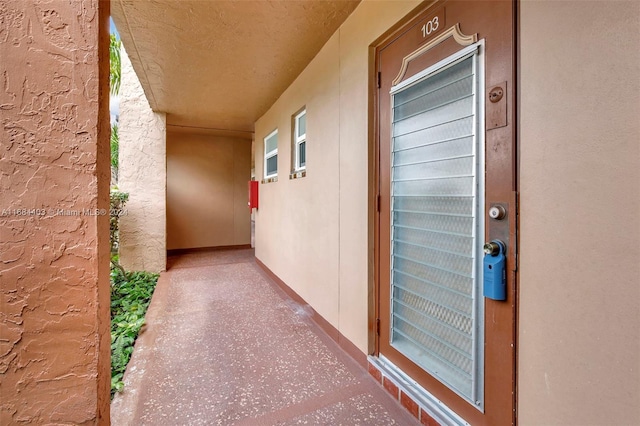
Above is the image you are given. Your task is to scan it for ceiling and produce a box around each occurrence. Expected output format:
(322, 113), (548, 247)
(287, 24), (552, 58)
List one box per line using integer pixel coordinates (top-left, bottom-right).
(111, 0), (360, 139)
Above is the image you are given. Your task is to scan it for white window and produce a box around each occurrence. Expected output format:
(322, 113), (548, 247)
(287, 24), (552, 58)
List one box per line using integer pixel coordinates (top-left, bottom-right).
(294, 110), (306, 171)
(264, 129), (278, 179)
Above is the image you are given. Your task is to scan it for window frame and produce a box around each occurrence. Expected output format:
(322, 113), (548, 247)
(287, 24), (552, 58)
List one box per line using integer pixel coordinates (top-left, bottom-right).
(293, 109), (306, 172)
(263, 129), (278, 179)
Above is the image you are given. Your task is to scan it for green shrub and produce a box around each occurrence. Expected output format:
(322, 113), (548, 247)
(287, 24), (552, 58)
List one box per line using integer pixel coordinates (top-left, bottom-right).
(109, 189), (129, 254)
(110, 265), (159, 396)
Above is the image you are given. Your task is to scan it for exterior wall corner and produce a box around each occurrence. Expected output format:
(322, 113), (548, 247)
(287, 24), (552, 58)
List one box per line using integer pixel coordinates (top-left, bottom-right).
(118, 46), (167, 273)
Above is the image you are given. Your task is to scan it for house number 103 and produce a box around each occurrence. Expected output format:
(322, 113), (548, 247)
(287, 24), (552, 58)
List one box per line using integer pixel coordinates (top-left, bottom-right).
(420, 16), (439, 38)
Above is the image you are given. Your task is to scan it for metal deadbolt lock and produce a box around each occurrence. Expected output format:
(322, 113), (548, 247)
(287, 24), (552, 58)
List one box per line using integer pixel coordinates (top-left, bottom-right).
(488, 205), (506, 220)
(483, 240), (504, 256)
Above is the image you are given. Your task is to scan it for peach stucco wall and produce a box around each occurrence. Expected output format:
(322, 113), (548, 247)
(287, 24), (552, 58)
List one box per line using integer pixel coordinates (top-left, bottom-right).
(166, 131), (251, 250)
(254, 0), (421, 353)
(118, 46), (167, 273)
(0, 0), (111, 423)
(518, 1), (640, 424)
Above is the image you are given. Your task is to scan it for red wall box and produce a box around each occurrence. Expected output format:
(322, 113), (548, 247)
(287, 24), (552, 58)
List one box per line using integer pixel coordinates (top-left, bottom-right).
(248, 180), (258, 210)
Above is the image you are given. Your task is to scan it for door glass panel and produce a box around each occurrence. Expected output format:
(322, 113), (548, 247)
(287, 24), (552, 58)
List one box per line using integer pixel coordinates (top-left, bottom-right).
(393, 96), (473, 137)
(393, 117), (474, 151)
(390, 54), (483, 403)
(394, 136), (473, 167)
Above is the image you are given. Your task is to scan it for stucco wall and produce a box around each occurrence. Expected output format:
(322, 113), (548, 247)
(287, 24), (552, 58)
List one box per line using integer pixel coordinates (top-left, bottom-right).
(166, 131), (251, 250)
(118, 46), (167, 272)
(518, 1), (640, 424)
(254, 0), (421, 353)
(0, 0), (111, 423)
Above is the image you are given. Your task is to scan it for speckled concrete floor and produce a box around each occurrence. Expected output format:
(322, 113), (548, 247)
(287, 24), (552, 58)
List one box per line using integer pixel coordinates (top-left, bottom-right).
(111, 249), (419, 426)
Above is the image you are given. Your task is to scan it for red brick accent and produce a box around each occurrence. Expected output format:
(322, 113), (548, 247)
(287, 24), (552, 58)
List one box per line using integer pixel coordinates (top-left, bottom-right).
(420, 408), (441, 426)
(400, 391), (420, 419)
(382, 377), (399, 399)
(368, 362), (382, 384)
(400, 391), (420, 418)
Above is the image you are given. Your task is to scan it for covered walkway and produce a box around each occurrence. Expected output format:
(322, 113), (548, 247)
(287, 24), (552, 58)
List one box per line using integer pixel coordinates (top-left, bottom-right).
(111, 249), (419, 425)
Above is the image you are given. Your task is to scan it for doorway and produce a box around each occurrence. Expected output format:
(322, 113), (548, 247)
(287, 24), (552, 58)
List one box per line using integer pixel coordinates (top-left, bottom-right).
(374, 1), (517, 424)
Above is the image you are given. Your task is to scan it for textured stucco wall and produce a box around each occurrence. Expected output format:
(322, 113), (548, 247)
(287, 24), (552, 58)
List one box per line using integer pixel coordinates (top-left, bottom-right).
(254, 0), (420, 353)
(118, 46), (166, 273)
(0, 0), (111, 423)
(518, 1), (640, 424)
(166, 131), (251, 250)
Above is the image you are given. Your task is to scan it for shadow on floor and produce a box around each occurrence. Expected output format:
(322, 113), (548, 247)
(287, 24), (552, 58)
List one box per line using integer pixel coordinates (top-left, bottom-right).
(111, 248), (419, 425)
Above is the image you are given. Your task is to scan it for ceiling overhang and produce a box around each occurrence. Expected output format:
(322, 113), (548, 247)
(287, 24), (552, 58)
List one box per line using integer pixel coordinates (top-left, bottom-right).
(111, 0), (360, 139)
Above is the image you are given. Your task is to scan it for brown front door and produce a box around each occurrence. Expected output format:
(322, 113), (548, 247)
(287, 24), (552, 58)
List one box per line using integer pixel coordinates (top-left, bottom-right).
(375, 1), (516, 424)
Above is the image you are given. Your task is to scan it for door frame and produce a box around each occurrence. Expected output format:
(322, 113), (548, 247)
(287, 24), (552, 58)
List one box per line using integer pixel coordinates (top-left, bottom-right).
(368, 1), (519, 424)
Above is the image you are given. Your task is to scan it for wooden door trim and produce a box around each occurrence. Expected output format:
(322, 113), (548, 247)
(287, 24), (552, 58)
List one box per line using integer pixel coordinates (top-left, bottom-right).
(367, 0), (442, 358)
(392, 23), (477, 86)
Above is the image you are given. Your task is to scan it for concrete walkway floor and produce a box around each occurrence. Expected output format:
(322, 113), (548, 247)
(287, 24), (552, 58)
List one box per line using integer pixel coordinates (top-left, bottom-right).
(111, 249), (419, 425)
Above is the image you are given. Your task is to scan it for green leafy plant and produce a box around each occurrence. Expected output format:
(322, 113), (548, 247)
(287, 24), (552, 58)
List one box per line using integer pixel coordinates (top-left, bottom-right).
(110, 33), (121, 96)
(110, 266), (159, 396)
(109, 189), (128, 275)
(108, 189), (158, 397)
(111, 123), (119, 181)
(110, 33), (121, 184)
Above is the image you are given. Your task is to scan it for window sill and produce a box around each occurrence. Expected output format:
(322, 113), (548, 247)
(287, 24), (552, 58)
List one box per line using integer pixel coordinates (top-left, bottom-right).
(261, 176), (278, 184)
(289, 170), (307, 180)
